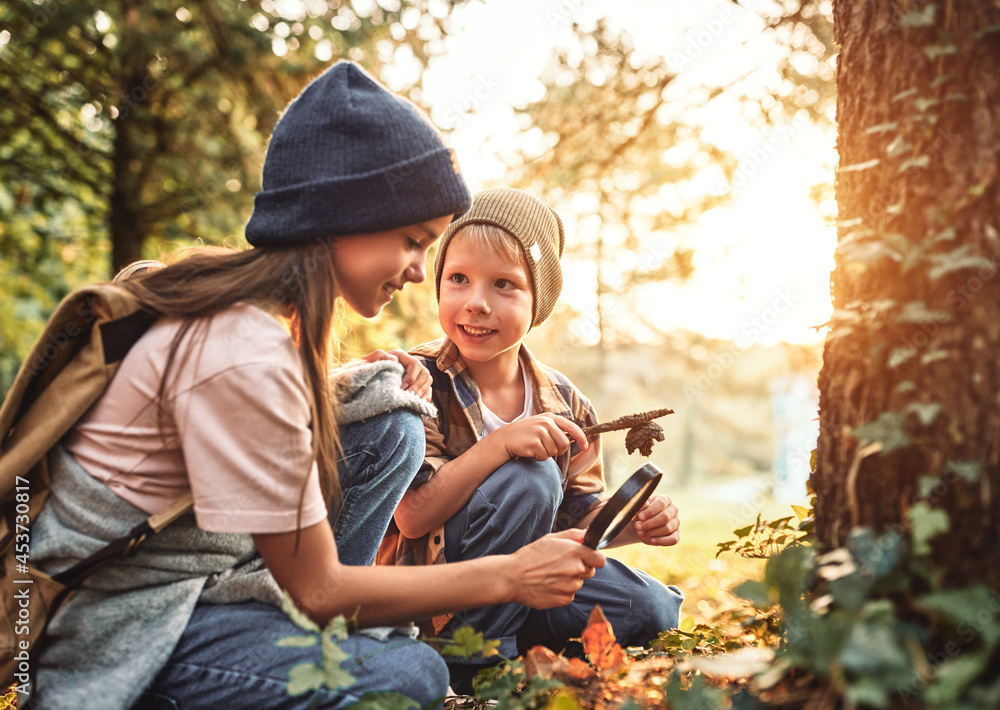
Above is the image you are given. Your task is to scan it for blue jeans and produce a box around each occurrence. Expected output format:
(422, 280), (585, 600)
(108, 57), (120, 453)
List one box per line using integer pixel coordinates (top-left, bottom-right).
(137, 410), (447, 708)
(442, 458), (683, 663)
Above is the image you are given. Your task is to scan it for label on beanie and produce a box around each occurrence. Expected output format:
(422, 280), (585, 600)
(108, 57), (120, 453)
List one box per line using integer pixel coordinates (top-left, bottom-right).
(529, 242), (542, 264)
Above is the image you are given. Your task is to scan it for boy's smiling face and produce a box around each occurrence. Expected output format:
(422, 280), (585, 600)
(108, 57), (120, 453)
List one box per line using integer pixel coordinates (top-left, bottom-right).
(438, 231), (533, 369)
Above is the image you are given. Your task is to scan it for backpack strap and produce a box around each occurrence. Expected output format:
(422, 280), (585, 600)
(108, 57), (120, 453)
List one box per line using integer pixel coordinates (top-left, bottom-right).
(51, 493), (194, 588)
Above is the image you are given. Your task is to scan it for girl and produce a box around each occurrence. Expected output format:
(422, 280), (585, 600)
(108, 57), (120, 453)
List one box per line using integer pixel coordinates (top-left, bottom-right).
(27, 61), (604, 709)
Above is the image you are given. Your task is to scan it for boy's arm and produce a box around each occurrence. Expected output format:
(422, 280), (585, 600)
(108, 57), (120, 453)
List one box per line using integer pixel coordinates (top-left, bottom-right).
(393, 431), (510, 539)
(394, 413), (588, 539)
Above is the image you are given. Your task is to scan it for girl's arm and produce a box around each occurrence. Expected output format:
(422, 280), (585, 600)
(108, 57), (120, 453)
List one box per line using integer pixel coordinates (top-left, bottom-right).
(392, 413), (588, 539)
(254, 521), (605, 627)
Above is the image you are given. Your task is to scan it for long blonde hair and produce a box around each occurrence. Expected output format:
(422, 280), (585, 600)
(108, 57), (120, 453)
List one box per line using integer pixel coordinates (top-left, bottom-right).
(119, 241), (343, 510)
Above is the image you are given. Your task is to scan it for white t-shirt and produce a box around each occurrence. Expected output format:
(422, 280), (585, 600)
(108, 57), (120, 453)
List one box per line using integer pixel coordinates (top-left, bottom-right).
(480, 365), (534, 435)
(64, 303), (327, 535)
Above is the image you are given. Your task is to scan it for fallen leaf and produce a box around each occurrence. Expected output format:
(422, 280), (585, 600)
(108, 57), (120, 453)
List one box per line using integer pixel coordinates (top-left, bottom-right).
(524, 645), (593, 682)
(581, 605), (628, 672)
(690, 647), (775, 680)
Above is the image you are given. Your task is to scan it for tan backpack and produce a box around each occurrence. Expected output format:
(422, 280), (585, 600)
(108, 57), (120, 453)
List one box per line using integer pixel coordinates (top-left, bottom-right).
(0, 283), (191, 691)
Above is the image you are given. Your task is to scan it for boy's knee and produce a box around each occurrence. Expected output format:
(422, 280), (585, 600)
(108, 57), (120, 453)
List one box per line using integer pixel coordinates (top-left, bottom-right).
(618, 583), (684, 646)
(490, 458), (562, 509)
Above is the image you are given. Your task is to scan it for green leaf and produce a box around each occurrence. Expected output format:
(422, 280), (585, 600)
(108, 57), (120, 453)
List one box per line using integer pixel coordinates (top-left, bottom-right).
(844, 677), (890, 708)
(900, 4), (936, 26)
(664, 671), (728, 710)
(865, 122), (898, 135)
(791, 505), (811, 521)
(919, 475), (941, 500)
(909, 502), (950, 556)
(840, 158), (881, 173)
(921, 347), (950, 364)
(349, 691), (424, 710)
(926, 652), (991, 705)
(929, 244), (996, 281)
(439, 625), (501, 659)
(886, 135), (913, 157)
(319, 632), (358, 690)
(324, 615), (350, 642)
(895, 301), (951, 325)
(945, 460), (982, 483)
(852, 412), (910, 453)
(547, 689), (586, 710)
(924, 43), (957, 60)
(287, 662), (326, 696)
(927, 226), (957, 245)
(906, 401), (943, 426)
(732, 579), (774, 608)
(281, 592), (321, 634)
(839, 619), (909, 674)
(888, 346), (917, 368)
(848, 528), (905, 581)
(275, 635), (318, 648)
(918, 585), (997, 623)
(899, 155), (931, 172)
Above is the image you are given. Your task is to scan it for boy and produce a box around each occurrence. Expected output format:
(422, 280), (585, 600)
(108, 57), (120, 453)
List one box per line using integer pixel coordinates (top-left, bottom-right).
(378, 187), (683, 687)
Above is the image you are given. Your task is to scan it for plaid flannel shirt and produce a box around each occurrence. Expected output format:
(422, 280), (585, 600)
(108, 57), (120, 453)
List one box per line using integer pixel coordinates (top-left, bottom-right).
(376, 337), (606, 578)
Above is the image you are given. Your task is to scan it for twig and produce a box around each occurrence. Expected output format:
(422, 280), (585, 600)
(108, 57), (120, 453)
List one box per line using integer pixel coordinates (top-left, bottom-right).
(582, 407), (675, 436)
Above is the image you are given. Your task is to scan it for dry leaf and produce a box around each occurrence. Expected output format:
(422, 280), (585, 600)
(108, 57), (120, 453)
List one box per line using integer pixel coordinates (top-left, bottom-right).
(524, 645), (593, 682)
(581, 605), (628, 672)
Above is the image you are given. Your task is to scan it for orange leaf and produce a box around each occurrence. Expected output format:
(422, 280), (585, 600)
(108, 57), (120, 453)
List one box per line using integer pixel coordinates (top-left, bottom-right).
(581, 605), (628, 672)
(524, 645), (594, 683)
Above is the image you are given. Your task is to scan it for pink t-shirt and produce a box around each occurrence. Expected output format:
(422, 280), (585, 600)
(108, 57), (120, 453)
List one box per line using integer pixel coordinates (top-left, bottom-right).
(64, 303), (328, 535)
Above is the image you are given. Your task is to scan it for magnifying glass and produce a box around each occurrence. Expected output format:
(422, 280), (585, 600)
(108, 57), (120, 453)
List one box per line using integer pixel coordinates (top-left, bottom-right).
(584, 463), (663, 550)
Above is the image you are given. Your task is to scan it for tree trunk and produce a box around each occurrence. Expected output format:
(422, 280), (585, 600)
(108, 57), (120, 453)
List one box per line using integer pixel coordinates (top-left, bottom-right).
(814, 0), (1000, 588)
(111, 103), (144, 273)
(110, 0), (147, 273)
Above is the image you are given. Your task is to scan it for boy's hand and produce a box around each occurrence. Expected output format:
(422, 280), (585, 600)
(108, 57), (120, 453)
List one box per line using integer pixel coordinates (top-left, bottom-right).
(361, 349), (432, 401)
(494, 413), (588, 461)
(633, 494), (681, 547)
(506, 528), (605, 609)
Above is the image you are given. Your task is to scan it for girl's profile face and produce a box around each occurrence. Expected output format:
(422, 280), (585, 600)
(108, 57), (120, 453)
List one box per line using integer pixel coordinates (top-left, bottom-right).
(331, 214), (453, 318)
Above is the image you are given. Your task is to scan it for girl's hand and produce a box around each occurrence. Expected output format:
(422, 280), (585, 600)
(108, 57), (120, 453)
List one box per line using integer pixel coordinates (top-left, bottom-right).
(506, 528), (605, 609)
(633, 494), (681, 547)
(492, 413), (588, 461)
(361, 349), (432, 401)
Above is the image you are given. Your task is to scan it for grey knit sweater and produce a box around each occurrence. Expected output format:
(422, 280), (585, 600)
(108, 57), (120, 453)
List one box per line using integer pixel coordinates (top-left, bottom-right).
(28, 360), (433, 709)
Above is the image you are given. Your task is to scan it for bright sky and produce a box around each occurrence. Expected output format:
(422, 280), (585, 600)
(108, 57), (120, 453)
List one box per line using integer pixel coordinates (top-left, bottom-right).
(409, 0), (838, 347)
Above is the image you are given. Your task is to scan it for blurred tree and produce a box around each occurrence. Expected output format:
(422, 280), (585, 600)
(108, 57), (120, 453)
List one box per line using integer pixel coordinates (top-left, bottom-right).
(0, 0), (464, 394)
(813, 0), (1000, 587)
(504, 21), (727, 354)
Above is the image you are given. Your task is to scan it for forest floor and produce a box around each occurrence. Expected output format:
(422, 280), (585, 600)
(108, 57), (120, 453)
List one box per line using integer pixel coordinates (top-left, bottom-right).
(2, 481), (792, 710)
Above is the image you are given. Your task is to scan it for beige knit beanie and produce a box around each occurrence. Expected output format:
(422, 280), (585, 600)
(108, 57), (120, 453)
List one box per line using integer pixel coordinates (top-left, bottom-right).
(434, 187), (565, 327)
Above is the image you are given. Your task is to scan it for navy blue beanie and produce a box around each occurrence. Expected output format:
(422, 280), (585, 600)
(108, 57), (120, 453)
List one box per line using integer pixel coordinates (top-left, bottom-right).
(245, 61), (472, 246)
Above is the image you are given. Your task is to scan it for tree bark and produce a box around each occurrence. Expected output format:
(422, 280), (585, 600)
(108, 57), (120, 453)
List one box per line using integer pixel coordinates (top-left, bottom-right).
(814, 0), (1000, 587)
(110, 0), (147, 272)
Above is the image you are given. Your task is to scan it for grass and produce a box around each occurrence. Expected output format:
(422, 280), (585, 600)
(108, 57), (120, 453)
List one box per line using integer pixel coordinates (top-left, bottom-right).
(606, 485), (801, 628)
